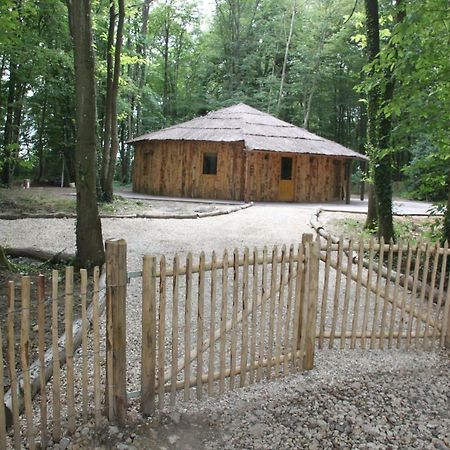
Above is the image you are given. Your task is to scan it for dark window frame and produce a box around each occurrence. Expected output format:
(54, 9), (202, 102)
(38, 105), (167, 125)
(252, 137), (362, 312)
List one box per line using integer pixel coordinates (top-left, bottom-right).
(202, 152), (218, 175)
(281, 156), (293, 180)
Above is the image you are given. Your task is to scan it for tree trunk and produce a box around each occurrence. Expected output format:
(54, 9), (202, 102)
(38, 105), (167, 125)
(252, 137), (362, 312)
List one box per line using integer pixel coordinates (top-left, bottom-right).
(1, 63), (18, 186)
(66, 0), (105, 269)
(363, 0), (381, 233)
(103, 0), (125, 202)
(444, 174), (450, 243)
(100, 2), (115, 197)
(276, 0), (296, 116)
(37, 89), (48, 182)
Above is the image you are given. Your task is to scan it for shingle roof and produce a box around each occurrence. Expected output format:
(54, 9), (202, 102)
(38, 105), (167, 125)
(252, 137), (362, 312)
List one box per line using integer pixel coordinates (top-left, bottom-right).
(129, 103), (366, 160)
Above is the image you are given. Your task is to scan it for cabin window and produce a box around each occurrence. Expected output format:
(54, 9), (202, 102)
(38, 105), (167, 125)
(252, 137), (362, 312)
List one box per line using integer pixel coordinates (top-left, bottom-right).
(203, 153), (218, 175)
(281, 157), (293, 180)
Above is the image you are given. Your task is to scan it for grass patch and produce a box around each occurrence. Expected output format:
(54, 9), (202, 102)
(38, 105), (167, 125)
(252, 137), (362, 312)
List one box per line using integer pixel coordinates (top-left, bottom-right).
(329, 216), (440, 243)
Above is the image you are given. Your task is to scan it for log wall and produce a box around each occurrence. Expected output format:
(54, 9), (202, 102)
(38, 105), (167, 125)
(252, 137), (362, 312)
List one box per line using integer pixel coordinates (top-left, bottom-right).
(133, 141), (347, 202)
(133, 140), (245, 201)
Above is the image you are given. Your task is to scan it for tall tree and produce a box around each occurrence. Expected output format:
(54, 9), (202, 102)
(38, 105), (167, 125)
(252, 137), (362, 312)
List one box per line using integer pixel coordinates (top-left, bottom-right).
(363, 0), (395, 241)
(100, 0), (125, 202)
(66, 0), (105, 268)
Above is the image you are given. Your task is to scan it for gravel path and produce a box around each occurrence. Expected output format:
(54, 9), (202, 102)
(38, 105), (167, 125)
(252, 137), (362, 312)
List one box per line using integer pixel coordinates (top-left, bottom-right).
(1, 204), (449, 449)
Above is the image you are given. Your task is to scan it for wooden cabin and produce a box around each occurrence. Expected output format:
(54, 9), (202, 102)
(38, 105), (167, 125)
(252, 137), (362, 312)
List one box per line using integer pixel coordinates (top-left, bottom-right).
(130, 103), (366, 203)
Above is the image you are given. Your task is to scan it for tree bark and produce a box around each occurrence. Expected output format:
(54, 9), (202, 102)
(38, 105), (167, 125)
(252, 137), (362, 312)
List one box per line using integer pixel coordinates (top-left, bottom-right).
(100, 2), (116, 196)
(363, 0), (380, 231)
(1, 62), (20, 186)
(103, 0), (125, 202)
(444, 173), (450, 243)
(66, 0), (105, 269)
(276, 0), (296, 116)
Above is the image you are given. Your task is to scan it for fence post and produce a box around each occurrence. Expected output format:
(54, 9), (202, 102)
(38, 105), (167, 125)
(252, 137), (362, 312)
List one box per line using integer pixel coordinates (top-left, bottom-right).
(105, 239), (128, 424)
(303, 236), (320, 370)
(141, 255), (157, 416)
(297, 234), (312, 366)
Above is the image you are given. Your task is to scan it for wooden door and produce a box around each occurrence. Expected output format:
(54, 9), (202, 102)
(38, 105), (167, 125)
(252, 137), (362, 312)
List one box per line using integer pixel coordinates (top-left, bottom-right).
(279, 156), (294, 201)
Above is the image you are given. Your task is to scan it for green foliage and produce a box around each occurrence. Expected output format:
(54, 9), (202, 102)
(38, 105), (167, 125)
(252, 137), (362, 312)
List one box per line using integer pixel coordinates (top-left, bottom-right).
(402, 138), (449, 202)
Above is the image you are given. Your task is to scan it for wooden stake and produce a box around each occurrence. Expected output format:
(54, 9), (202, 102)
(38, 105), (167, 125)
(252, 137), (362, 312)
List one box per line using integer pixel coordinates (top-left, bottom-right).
(141, 255), (157, 415)
(170, 255), (179, 405)
(434, 242), (448, 342)
(20, 276), (35, 449)
(7, 281), (20, 449)
(340, 239), (353, 349)
(65, 266), (75, 434)
(350, 239), (364, 349)
(379, 239), (393, 349)
(397, 243), (412, 349)
(196, 252), (205, 399)
(230, 249), (239, 389)
(80, 269), (88, 421)
(158, 256), (167, 408)
(92, 266), (101, 425)
(257, 246), (268, 381)
(292, 243), (304, 368)
(0, 321), (6, 450)
(208, 251), (217, 395)
(329, 238), (343, 349)
(406, 244), (422, 349)
(37, 274), (47, 447)
(319, 236), (332, 349)
(275, 246), (286, 376)
(267, 246), (278, 379)
(219, 249), (228, 394)
(304, 238), (319, 370)
(249, 248), (258, 384)
(240, 248), (250, 387)
(361, 237), (375, 349)
(424, 243), (439, 349)
(283, 245), (295, 375)
(184, 253), (193, 401)
(51, 270), (61, 441)
(388, 240), (402, 348)
(370, 237), (385, 350)
(106, 239), (128, 423)
(416, 242), (431, 348)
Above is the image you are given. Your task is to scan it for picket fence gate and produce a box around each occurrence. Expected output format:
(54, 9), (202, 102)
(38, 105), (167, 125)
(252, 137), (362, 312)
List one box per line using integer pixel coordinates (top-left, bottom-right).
(1, 235), (450, 448)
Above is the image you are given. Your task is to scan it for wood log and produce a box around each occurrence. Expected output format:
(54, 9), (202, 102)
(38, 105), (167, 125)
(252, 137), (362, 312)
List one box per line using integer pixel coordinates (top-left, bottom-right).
(4, 247), (73, 264)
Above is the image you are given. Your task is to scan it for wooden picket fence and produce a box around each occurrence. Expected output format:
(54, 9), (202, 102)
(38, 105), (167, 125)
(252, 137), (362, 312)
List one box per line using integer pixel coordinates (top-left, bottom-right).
(137, 234), (320, 415)
(0, 266), (106, 449)
(1, 236), (450, 448)
(133, 234), (450, 415)
(317, 236), (450, 350)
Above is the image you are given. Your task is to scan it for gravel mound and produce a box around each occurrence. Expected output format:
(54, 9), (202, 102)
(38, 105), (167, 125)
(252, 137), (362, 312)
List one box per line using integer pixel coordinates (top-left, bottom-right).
(66, 349), (449, 450)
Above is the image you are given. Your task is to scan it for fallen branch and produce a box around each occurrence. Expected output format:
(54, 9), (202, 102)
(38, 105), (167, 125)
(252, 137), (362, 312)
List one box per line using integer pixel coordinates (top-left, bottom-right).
(4, 247), (73, 264)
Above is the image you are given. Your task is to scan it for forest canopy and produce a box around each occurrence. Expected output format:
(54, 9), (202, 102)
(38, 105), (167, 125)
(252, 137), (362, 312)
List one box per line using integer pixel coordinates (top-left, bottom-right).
(0, 0), (449, 236)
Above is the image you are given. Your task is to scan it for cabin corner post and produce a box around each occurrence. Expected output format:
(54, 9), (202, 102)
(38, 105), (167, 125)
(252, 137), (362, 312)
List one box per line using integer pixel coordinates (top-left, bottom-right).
(243, 149), (250, 203)
(345, 159), (352, 205)
(105, 239), (128, 424)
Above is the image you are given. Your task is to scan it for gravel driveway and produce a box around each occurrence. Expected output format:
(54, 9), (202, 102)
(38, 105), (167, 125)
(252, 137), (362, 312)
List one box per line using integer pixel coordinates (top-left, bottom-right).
(1, 203), (449, 450)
